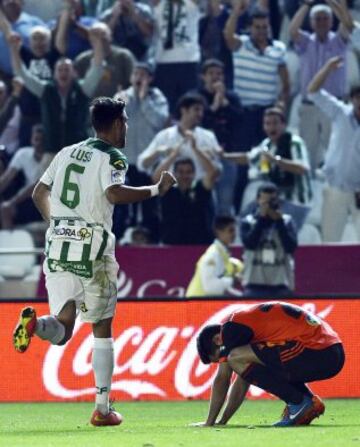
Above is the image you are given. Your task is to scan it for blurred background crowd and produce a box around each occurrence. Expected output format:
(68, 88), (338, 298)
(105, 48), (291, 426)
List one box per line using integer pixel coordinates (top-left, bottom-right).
(0, 0), (359, 255)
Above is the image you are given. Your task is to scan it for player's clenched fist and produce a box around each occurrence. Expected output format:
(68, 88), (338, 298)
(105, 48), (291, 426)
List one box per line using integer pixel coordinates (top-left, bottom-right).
(157, 171), (177, 196)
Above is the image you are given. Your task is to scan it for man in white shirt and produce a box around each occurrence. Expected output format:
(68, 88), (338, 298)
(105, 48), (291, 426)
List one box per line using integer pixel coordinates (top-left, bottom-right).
(137, 92), (222, 182)
(0, 123), (45, 228)
(308, 56), (360, 242)
(153, 0), (201, 113)
(13, 97), (176, 426)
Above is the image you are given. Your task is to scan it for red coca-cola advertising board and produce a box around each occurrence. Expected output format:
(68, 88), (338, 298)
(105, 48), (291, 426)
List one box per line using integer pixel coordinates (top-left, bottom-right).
(1, 299), (359, 402)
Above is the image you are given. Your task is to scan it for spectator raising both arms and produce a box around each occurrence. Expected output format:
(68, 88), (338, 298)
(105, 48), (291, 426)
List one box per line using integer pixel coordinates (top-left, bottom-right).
(290, 0), (353, 172)
(224, 1), (289, 210)
(100, 0), (155, 61)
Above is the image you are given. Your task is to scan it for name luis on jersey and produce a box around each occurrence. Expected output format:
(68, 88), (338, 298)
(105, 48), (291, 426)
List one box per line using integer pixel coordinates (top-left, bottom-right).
(70, 148), (93, 162)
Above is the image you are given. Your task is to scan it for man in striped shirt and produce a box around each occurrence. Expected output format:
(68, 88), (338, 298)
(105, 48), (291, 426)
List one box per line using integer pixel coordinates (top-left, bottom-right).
(224, 1), (289, 210)
(224, 2), (289, 150)
(13, 97), (176, 426)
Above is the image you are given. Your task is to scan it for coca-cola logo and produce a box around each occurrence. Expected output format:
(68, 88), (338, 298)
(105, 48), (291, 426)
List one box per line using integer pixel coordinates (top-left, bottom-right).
(42, 302), (333, 399)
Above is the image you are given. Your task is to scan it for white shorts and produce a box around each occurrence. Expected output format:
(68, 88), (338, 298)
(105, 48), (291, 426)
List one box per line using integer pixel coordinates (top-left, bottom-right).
(44, 255), (118, 323)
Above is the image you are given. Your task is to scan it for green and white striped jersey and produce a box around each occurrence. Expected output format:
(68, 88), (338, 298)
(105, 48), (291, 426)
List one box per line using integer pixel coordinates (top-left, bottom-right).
(248, 134), (313, 205)
(40, 138), (128, 265)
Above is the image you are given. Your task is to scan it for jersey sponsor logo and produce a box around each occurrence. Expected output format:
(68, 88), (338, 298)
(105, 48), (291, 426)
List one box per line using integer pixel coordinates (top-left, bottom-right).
(111, 170), (123, 183)
(53, 226), (92, 241)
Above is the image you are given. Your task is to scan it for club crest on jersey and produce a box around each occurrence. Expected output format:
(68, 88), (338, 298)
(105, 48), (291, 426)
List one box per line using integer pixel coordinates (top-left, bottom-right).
(113, 159), (126, 170)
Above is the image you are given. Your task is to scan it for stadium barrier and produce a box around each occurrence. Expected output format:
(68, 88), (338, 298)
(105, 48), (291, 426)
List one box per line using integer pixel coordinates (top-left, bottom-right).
(33, 245), (360, 297)
(1, 298), (359, 402)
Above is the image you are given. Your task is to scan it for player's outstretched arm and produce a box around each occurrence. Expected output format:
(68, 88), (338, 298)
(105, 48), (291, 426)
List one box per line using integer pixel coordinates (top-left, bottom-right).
(32, 182), (51, 224)
(217, 374), (250, 425)
(193, 363), (232, 427)
(106, 171), (176, 204)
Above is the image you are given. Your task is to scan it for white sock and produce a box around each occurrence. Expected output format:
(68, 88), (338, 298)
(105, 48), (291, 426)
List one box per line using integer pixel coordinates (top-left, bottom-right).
(92, 337), (114, 416)
(35, 315), (66, 345)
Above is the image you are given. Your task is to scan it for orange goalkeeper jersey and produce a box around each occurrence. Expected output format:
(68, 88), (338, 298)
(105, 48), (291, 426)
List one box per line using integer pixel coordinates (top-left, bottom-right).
(221, 302), (341, 352)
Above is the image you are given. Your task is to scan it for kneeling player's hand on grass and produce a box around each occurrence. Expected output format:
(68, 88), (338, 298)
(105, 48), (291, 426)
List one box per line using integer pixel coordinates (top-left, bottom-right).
(158, 171), (177, 196)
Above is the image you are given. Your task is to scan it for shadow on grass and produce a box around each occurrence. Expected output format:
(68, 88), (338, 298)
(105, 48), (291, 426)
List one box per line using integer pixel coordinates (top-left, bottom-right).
(207, 423), (359, 429)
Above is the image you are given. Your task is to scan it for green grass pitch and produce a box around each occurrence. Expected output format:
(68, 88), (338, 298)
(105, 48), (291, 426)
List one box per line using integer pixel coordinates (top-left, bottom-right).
(0, 400), (359, 447)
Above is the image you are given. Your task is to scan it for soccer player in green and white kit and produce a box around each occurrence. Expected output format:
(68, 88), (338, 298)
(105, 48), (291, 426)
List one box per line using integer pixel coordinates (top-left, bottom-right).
(13, 97), (176, 426)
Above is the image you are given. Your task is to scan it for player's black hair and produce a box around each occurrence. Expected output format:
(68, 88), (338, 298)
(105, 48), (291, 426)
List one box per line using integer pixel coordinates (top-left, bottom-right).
(256, 182), (279, 198)
(176, 93), (206, 118)
(201, 58), (224, 74)
(173, 157), (196, 172)
(214, 215), (236, 232)
(350, 84), (360, 98)
(249, 9), (269, 24)
(196, 324), (222, 364)
(90, 97), (126, 132)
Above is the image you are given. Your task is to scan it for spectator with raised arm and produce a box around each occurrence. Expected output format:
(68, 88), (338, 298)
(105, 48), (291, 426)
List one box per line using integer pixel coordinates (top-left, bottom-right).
(80, 0), (115, 17)
(289, 0), (352, 172)
(113, 62), (169, 240)
(0, 77), (22, 155)
(156, 156), (217, 245)
(152, 0), (202, 114)
(199, 0), (249, 88)
(138, 92), (222, 183)
(224, 0), (289, 210)
(53, 0), (99, 60)
(308, 56), (360, 242)
(100, 0), (155, 61)
(0, 124), (45, 229)
(75, 22), (135, 97)
(194, 58), (242, 215)
(0, 1), (46, 77)
(9, 28), (105, 155)
(13, 26), (62, 146)
(224, 107), (312, 213)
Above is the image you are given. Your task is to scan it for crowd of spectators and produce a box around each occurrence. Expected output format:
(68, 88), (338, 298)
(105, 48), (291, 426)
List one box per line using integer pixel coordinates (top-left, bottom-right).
(0, 0), (360, 249)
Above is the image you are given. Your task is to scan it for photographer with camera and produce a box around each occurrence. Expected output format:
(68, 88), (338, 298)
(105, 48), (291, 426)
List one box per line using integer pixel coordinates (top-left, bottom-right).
(240, 183), (297, 298)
